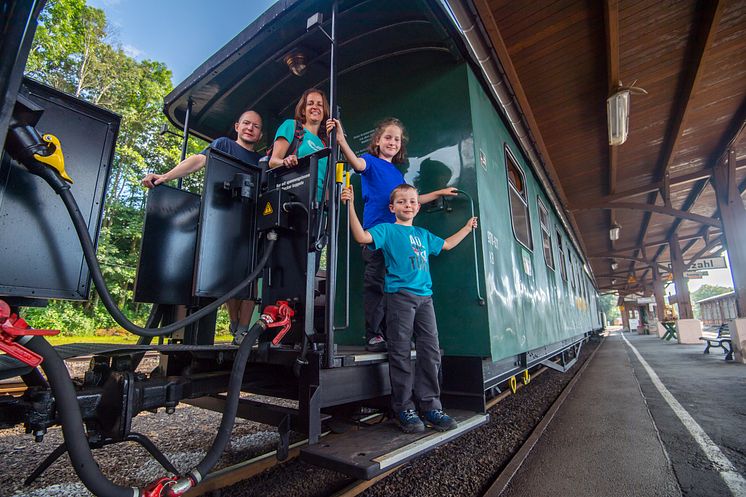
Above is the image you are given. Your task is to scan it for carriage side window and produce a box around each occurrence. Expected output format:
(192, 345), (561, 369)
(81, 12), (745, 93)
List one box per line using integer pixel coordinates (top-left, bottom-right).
(570, 255), (576, 291)
(537, 199), (554, 269)
(557, 230), (567, 281)
(506, 149), (533, 250)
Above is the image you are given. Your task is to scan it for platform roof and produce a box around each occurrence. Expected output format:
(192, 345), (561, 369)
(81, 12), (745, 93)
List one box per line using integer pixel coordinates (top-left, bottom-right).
(472, 0), (746, 294)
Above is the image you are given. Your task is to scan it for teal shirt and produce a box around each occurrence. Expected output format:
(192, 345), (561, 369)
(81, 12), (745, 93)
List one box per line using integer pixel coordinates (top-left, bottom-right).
(274, 119), (327, 200)
(368, 223), (445, 296)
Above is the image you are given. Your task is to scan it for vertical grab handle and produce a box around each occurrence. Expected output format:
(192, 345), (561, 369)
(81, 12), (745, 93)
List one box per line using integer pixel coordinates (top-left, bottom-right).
(334, 167), (350, 330)
(454, 189), (486, 306)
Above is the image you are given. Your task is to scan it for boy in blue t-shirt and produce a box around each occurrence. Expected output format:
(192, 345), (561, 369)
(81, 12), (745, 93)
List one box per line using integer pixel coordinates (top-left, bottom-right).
(341, 183), (478, 433)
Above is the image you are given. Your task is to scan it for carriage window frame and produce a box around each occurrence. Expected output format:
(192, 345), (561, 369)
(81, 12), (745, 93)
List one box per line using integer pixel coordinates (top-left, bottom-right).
(570, 254), (577, 291)
(505, 147), (533, 251)
(537, 198), (554, 270)
(556, 229), (567, 282)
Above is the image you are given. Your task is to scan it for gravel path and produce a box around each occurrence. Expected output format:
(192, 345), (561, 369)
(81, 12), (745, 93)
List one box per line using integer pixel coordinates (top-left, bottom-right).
(0, 338), (599, 497)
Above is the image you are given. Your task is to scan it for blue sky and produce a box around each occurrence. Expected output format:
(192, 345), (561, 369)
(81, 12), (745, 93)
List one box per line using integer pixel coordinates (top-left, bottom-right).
(87, 0), (276, 84)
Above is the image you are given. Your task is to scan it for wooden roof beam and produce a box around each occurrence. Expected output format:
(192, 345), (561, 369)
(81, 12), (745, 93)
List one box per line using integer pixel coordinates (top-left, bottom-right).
(589, 231), (719, 257)
(654, 0), (724, 184)
(572, 201), (721, 227)
(637, 1), (724, 255)
(570, 167), (746, 208)
(604, 0), (620, 252)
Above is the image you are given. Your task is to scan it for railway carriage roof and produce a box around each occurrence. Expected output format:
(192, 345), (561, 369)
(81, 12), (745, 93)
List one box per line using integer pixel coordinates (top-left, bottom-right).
(163, 0), (457, 143)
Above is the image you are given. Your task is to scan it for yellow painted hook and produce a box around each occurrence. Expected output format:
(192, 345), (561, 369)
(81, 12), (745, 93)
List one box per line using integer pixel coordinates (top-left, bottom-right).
(33, 134), (72, 183)
(508, 376), (517, 394)
(522, 369), (531, 385)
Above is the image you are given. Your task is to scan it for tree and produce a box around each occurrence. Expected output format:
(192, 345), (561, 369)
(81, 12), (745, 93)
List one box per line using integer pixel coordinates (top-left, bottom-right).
(691, 285), (733, 320)
(23, 0), (211, 334)
(599, 293), (620, 325)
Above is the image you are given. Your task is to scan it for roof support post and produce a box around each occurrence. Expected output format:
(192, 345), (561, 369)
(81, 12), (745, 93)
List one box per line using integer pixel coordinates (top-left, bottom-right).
(652, 266), (667, 324)
(620, 301), (630, 331)
(712, 148), (746, 318)
(669, 232), (693, 319)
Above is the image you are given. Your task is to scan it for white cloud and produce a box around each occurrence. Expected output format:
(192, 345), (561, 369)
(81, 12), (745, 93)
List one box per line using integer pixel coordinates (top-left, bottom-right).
(122, 44), (143, 58)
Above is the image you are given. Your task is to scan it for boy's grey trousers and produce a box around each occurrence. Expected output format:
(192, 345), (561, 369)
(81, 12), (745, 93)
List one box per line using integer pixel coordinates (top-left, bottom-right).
(385, 291), (442, 413)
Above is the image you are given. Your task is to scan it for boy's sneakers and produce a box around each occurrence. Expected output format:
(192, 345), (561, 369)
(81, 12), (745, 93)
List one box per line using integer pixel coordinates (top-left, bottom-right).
(397, 409), (425, 433)
(366, 335), (387, 352)
(423, 409), (458, 431)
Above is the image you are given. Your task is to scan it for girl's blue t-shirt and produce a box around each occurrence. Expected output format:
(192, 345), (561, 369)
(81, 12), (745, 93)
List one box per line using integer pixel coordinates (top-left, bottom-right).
(367, 223), (444, 296)
(359, 153), (406, 230)
(274, 119), (327, 200)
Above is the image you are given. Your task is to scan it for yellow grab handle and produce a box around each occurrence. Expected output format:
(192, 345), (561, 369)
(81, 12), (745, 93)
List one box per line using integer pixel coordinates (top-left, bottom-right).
(33, 134), (72, 183)
(508, 376), (517, 394)
(336, 162), (344, 184)
(345, 170), (351, 187)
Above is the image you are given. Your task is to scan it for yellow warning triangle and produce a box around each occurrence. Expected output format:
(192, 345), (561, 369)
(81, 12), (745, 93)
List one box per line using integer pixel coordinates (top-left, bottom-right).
(263, 202), (273, 215)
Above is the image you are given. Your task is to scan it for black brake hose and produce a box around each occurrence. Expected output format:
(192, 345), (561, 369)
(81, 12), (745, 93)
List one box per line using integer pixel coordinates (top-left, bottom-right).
(58, 187), (276, 338)
(23, 322), (267, 496)
(188, 321), (265, 485)
(23, 335), (138, 497)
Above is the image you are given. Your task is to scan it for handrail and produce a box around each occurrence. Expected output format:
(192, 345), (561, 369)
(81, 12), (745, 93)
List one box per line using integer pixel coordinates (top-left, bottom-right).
(454, 189), (486, 305)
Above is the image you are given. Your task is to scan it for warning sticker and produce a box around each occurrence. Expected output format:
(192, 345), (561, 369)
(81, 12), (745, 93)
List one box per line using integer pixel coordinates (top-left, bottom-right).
(263, 202), (273, 215)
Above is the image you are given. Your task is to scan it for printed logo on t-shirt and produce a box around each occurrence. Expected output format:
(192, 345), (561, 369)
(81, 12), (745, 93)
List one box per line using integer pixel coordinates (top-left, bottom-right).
(306, 137), (323, 152)
(409, 234), (428, 270)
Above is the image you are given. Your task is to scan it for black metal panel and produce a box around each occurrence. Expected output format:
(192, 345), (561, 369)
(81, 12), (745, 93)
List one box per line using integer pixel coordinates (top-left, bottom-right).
(0, 78), (119, 300)
(193, 148), (261, 298)
(134, 186), (200, 304)
(261, 163), (315, 307)
(0, 1), (45, 152)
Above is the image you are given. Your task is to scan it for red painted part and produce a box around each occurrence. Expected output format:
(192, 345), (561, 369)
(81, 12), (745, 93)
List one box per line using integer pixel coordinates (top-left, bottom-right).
(0, 298), (60, 367)
(260, 300), (296, 346)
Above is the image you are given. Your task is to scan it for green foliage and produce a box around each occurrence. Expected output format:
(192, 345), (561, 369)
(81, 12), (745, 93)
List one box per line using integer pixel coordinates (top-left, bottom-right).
(691, 284), (733, 319)
(22, 0), (207, 336)
(599, 293), (621, 324)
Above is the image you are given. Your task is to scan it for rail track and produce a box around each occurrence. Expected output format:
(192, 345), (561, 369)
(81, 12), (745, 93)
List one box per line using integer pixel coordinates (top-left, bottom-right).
(1, 341), (599, 496)
(180, 355), (582, 497)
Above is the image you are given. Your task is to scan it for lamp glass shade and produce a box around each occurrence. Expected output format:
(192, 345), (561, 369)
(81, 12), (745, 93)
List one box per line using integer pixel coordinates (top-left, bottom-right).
(607, 90), (630, 146)
(609, 224), (621, 241)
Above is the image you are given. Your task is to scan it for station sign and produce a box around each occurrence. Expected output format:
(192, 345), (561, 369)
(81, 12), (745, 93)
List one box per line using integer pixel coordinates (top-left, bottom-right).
(637, 297), (655, 304)
(684, 271), (708, 279)
(664, 256), (727, 272)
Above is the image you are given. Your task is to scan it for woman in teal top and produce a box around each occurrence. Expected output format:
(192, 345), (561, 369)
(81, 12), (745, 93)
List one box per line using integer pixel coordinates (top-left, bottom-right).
(268, 88), (329, 200)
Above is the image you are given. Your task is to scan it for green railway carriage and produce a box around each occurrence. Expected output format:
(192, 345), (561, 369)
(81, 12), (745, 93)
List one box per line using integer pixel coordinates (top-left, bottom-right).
(161, 0), (603, 374)
(0, 0), (603, 491)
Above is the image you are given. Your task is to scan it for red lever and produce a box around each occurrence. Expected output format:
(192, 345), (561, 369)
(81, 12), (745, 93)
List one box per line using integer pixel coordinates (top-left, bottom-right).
(141, 476), (177, 497)
(0, 299), (60, 367)
(141, 474), (196, 496)
(260, 300), (295, 345)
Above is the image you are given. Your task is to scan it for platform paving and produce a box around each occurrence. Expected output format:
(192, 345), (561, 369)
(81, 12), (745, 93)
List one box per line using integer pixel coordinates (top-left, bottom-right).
(500, 329), (746, 497)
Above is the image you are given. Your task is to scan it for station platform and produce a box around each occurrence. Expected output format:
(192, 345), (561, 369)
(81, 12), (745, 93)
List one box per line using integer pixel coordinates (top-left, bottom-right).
(500, 330), (746, 497)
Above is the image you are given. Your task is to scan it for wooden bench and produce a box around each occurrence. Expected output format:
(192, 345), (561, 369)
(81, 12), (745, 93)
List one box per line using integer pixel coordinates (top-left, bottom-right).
(699, 323), (733, 361)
